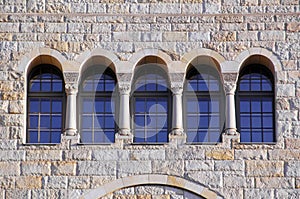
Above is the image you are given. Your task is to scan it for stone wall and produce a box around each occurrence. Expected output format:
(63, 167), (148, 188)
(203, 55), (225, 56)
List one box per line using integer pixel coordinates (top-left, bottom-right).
(0, 0), (300, 199)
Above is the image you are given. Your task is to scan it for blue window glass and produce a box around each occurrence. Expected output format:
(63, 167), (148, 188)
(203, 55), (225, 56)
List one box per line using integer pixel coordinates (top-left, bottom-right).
(184, 66), (224, 143)
(79, 67), (117, 144)
(27, 65), (64, 144)
(132, 66), (170, 143)
(237, 65), (275, 143)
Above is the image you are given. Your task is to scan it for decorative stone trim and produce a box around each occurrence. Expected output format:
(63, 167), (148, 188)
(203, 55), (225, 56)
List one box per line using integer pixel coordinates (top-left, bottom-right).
(118, 82), (131, 95)
(81, 174), (223, 199)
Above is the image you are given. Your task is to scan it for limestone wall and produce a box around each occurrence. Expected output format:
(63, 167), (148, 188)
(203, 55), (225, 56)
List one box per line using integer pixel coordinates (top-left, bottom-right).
(0, 0), (299, 198)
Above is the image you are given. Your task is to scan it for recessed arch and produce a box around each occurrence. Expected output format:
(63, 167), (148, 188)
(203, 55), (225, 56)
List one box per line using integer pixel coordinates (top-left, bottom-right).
(82, 174), (223, 199)
(129, 49), (173, 73)
(181, 48), (226, 70)
(235, 47), (282, 74)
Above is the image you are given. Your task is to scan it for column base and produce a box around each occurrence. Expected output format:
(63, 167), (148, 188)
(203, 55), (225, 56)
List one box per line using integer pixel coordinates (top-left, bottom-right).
(225, 128), (238, 135)
(170, 128), (185, 136)
(65, 128), (77, 136)
(118, 129), (131, 136)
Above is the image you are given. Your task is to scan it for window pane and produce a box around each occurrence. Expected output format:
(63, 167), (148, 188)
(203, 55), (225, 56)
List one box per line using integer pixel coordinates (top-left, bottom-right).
(240, 99), (250, 113)
(94, 131), (104, 143)
(41, 80), (51, 92)
(82, 115), (93, 129)
(51, 131), (61, 143)
(94, 115), (104, 129)
(209, 131), (221, 143)
(41, 100), (51, 113)
(187, 131), (197, 142)
(147, 131), (157, 142)
(251, 100), (261, 112)
(157, 130), (168, 142)
(187, 99), (198, 113)
(252, 131), (262, 142)
(240, 115), (250, 128)
(52, 115), (62, 128)
(136, 98), (145, 112)
(239, 80), (250, 91)
(29, 99), (40, 113)
(52, 100), (62, 113)
(209, 116), (219, 128)
(52, 80), (62, 92)
(81, 131), (93, 143)
(29, 115), (38, 128)
(95, 99), (105, 113)
(240, 131), (251, 142)
(263, 115), (273, 128)
(262, 99), (272, 112)
(199, 116), (208, 127)
(251, 116), (261, 128)
(83, 99), (93, 113)
(198, 131), (208, 142)
(104, 131), (115, 143)
(135, 131), (145, 142)
(40, 115), (50, 128)
(40, 131), (51, 143)
(135, 115), (145, 127)
(187, 116), (198, 129)
(199, 100), (209, 113)
(28, 131), (38, 143)
(263, 131), (274, 142)
(30, 80), (40, 92)
(105, 115), (115, 128)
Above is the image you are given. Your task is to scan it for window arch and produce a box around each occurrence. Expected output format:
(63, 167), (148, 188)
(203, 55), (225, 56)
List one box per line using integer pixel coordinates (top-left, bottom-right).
(236, 64), (275, 143)
(78, 66), (117, 144)
(184, 65), (225, 143)
(131, 66), (171, 143)
(27, 64), (65, 144)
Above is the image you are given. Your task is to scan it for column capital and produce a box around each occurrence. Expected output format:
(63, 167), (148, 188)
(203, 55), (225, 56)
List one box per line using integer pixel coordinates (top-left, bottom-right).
(223, 73), (238, 94)
(171, 82), (183, 95)
(224, 82), (236, 95)
(63, 72), (79, 83)
(118, 82), (131, 95)
(65, 83), (78, 95)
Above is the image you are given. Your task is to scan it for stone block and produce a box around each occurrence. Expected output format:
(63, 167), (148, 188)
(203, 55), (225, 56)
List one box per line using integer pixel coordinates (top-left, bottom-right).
(268, 149), (300, 160)
(150, 4), (181, 14)
(244, 189), (274, 198)
(141, 32), (162, 42)
(277, 84), (295, 97)
(31, 190), (60, 198)
(20, 23), (44, 33)
(68, 23), (91, 34)
(117, 161), (151, 176)
(16, 176), (42, 189)
(107, 4), (130, 14)
(287, 23), (300, 32)
(45, 23), (67, 33)
(223, 175), (253, 188)
(185, 160), (214, 171)
(275, 189), (300, 198)
(130, 3), (150, 14)
(277, 110), (298, 121)
(26, 150), (62, 161)
(90, 176), (116, 188)
(0, 23), (19, 33)
(256, 177), (294, 188)
(206, 149), (234, 160)
(92, 150), (119, 161)
(43, 176), (67, 189)
(87, 3), (106, 13)
(0, 162), (20, 176)
(63, 150), (92, 160)
(246, 161), (284, 177)
(162, 32), (187, 42)
(152, 161), (184, 176)
(237, 31), (258, 41)
(5, 190), (29, 199)
(0, 150), (25, 161)
(189, 32), (211, 42)
(112, 32), (140, 42)
(92, 23), (111, 33)
(285, 138), (300, 149)
(204, 1), (221, 14)
(187, 171), (222, 188)
(182, 3), (203, 14)
(0, 176), (15, 189)
(68, 176), (90, 189)
(296, 178), (300, 189)
(70, 3), (86, 13)
(21, 161), (51, 176)
(78, 161), (116, 176)
(212, 31), (236, 42)
(51, 161), (76, 175)
(166, 147), (205, 160)
(235, 150), (267, 160)
(215, 160), (244, 171)
(260, 31), (285, 41)
(286, 161), (300, 177)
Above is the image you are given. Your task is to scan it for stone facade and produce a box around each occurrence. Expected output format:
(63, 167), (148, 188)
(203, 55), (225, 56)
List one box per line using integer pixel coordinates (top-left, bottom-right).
(0, 0), (300, 199)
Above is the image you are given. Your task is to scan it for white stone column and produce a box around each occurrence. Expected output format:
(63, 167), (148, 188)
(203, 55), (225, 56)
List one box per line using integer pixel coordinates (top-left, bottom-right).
(171, 83), (184, 135)
(118, 83), (131, 135)
(224, 74), (238, 135)
(65, 84), (78, 136)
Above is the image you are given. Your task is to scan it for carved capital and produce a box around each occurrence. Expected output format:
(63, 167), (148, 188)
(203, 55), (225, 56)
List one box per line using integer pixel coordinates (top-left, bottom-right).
(118, 82), (131, 95)
(65, 83), (78, 95)
(171, 82), (183, 95)
(169, 73), (184, 83)
(223, 73), (238, 82)
(224, 82), (236, 94)
(117, 73), (132, 82)
(64, 72), (79, 84)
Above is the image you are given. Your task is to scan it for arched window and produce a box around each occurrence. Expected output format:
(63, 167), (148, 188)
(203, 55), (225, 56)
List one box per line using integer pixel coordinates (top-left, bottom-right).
(27, 64), (65, 143)
(79, 67), (117, 143)
(236, 65), (275, 143)
(184, 66), (225, 143)
(132, 66), (171, 143)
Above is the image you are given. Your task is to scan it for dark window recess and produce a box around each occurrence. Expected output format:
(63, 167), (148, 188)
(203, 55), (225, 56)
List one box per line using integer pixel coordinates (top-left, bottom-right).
(132, 67), (171, 143)
(184, 66), (225, 143)
(79, 67), (117, 144)
(236, 65), (275, 143)
(27, 65), (65, 144)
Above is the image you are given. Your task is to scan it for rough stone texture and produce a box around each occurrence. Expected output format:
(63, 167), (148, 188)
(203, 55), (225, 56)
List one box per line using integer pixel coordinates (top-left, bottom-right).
(0, 0), (299, 198)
